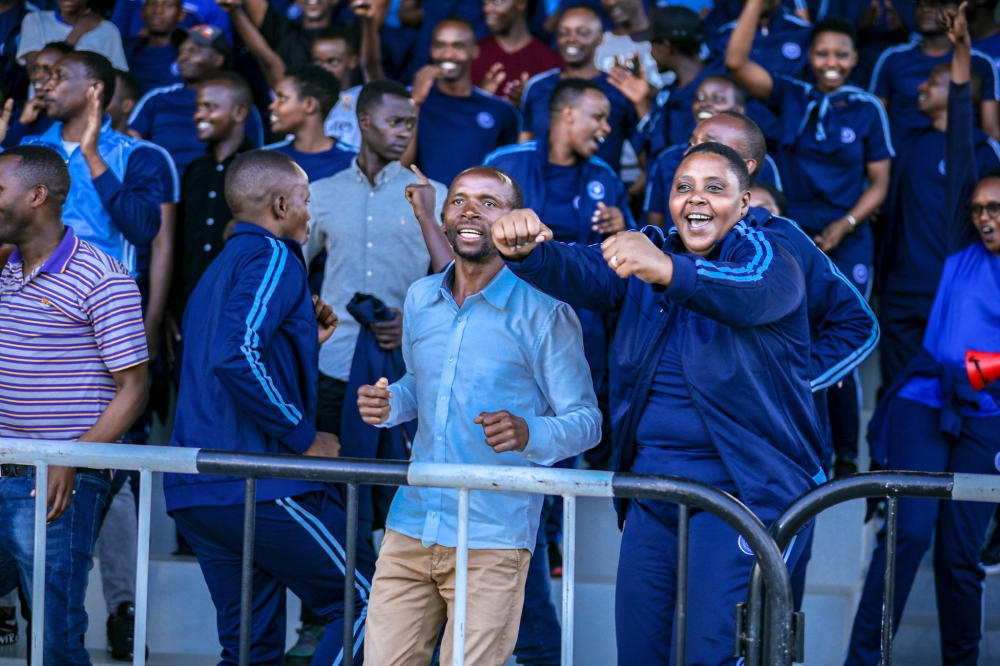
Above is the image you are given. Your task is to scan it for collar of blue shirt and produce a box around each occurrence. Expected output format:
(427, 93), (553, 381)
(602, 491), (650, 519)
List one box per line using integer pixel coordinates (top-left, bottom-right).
(434, 262), (519, 312)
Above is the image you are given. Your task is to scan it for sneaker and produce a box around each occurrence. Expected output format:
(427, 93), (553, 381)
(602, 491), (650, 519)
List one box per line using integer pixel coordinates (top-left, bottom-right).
(0, 607), (17, 646)
(833, 455), (858, 479)
(284, 624), (324, 666)
(548, 542), (563, 578)
(107, 602), (136, 661)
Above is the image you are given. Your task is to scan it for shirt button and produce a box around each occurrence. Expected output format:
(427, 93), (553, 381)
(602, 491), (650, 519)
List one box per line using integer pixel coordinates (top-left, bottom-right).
(206, 217), (214, 226)
(366, 270), (372, 277)
(216, 164), (223, 172)
(366, 242), (372, 248)
(437, 436), (442, 441)
(448, 357), (454, 362)
(369, 192), (374, 198)
(457, 316), (463, 321)
(203, 243), (212, 251)
(208, 191), (217, 198)
(430, 511), (437, 517)
(367, 215), (372, 221)
(441, 396), (447, 401)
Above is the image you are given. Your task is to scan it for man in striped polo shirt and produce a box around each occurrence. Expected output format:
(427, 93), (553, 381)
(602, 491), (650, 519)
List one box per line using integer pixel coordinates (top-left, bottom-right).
(0, 146), (149, 665)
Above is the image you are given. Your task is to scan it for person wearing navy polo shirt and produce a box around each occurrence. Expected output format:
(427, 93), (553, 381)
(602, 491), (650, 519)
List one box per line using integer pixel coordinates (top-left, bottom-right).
(848, 9), (1000, 663)
(870, 0), (1000, 142)
(21, 51), (164, 275)
(123, 0), (185, 95)
(625, 6), (725, 160)
(879, 61), (1000, 389)
(728, 3), (892, 475)
(969, 0), (1000, 66)
(265, 65), (356, 182)
(492, 143), (820, 666)
(520, 5), (639, 175)
(403, 17), (520, 186)
(644, 82), (783, 229)
(128, 24), (264, 177)
(168, 149), (376, 666)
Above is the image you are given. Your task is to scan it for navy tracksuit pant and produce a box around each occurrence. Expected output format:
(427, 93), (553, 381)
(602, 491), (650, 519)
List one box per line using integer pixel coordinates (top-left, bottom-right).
(615, 497), (813, 666)
(877, 293), (935, 393)
(173, 490), (377, 666)
(846, 398), (1000, 666)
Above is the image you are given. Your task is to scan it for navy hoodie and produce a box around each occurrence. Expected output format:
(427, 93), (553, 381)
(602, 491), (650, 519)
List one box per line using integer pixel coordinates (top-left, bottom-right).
(165, 223), (324, 511)
(506, 220), (824, 526)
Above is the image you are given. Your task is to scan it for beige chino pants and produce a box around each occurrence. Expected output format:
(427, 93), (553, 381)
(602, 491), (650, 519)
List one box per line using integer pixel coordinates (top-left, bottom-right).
(363, 529), (532, 666)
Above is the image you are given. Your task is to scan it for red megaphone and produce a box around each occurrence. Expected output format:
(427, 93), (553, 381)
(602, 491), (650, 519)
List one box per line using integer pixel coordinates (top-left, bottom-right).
(966, 351), (1000, 391)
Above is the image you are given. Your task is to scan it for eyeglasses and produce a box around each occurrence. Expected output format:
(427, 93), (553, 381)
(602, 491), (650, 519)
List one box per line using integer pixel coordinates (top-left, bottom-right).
(970, 201), (1000, 218)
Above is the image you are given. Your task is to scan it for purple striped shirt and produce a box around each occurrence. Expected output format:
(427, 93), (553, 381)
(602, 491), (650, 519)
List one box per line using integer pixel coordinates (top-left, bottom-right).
(0, 227), (148, 439)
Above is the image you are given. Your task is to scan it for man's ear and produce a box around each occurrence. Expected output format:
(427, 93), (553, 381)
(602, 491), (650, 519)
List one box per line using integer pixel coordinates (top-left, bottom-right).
(212, 53), (225, 71)
(122, 98), (136, 118)
(233, 103), (250, 124)
(744, 158), (759, 178)
(272, 193), (287, 220)
(357, 111), (370, 131)
(740, 189), (751, 216)
(29, 184), (49, 209)
(303, 96), (319, 116)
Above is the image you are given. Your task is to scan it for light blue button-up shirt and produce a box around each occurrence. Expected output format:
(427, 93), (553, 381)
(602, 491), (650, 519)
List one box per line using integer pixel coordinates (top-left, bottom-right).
(379, 264), (601, 551)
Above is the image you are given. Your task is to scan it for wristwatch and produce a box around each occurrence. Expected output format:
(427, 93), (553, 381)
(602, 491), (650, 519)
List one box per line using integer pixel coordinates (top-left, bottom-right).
(844, 214), (858, 231)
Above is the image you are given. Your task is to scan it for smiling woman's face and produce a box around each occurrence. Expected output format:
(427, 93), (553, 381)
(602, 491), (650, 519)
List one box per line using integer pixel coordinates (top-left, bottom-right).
(669, 152), (750, 256)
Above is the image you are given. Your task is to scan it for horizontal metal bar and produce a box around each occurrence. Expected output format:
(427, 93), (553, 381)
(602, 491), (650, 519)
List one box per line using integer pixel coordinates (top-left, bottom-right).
(0, 439), (200, 474)
(407, 463), (615, 496)
(196, 451), (411, 486)
(950, 473), (1000, 502)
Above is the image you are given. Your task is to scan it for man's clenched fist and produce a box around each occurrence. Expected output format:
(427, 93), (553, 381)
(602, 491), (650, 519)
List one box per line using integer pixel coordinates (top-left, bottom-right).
(358, 377), (393, 425)
(474, 410), (529, 453)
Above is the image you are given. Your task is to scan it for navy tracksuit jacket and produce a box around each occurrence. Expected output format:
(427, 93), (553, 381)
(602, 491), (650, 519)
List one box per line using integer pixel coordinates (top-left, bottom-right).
(505, 219), (823, 663)
(847, 81), (1000, 666)
(166, 223), (375, 666)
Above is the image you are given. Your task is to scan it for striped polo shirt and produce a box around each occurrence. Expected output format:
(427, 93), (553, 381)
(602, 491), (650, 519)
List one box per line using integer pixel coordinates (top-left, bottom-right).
(0, 227), (148, 439)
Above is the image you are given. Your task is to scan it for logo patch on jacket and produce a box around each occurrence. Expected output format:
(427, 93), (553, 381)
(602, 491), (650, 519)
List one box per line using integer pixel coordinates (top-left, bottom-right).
(782, 43), (801, 59)
(587, 181), (605, 200)
(476, 112), (495, 129)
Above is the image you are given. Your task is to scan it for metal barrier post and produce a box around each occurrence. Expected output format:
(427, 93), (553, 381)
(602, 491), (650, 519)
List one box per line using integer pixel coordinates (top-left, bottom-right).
(676, 503), (690, 666)
(134, 469), (153, 666)
(239, 478), (257, 666)
(343, 482), (359, 666)
(31, 461), (47, 666)
(881, 495), (899, 666)
(561, 494), (576, 666)
(453, 488), (470, 666)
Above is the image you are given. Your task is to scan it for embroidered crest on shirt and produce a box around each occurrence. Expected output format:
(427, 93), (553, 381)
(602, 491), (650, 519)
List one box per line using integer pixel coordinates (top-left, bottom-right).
(782, 43), (801, 59)
(476, 112), (495, 129)
(587, 181), (605, 200)
(841, 128), (856, 143)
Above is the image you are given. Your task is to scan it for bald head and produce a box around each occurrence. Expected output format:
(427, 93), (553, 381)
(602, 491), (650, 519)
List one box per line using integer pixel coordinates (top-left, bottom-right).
(225, 150), (311, 243)
(689, 111), (766, 181)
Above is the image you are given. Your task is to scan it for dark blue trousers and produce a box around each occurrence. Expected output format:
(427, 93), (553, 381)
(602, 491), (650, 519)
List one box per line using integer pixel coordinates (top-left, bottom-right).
(846, 398), (1000, 666)
(877, 293), (934, 392)
(173, 490), (377, 666)
(615, 498), (812, 666)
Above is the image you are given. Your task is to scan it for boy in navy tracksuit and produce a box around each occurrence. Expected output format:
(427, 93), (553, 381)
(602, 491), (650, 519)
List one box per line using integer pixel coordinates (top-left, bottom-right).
(165, 150), (375, 666)
(492, 143), (821, 665)
(878, 61), (1000, 388)
(847, 12), (1000, 665)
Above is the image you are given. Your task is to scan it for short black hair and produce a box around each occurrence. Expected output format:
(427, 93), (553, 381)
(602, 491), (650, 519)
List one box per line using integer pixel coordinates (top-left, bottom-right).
(41, 41), (75, 56)
(225, 150), (305, 215)
(1, 145), (71, 205)
(453, 166), (525, 210)
(680, 142), (751, 191)
(714, 110), (766, 181)
(357, 79), (411, 117)
(67, 51), (116, 108)
(751, 181), (787, 216)
(812, 17), (857, 49)
(559, 3), (603, 25)
(698, 75), (747, 109)
(201, 70), (253, 109)
(114, 69), (141, 104)
(549, 77), (606, 117)
(434, 15), (477, 39)
(310, 27), (358, 55)
(287, 65), (340, 117)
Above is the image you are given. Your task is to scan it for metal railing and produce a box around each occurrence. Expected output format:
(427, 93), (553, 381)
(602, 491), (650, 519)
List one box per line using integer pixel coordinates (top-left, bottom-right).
(0, 438), (797, 666)
(740, 471), (1000, 666)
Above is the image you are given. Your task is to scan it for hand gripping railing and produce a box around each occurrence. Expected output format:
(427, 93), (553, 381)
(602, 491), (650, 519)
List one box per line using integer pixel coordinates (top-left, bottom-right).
(739, 471), (1000, 666)
(0, 438), (798, 666)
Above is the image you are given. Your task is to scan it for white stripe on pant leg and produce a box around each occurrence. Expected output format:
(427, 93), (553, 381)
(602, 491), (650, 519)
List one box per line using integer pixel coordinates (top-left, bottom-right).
(275, 499), (368, 663)
(281, 497), (372, 592)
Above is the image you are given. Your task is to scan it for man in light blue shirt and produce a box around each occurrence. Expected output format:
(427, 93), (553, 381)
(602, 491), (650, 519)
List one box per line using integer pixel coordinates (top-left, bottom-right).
(357, 165), (601, 666)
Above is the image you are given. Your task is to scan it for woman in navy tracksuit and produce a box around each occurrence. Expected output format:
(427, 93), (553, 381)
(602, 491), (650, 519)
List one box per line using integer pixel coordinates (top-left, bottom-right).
(726, 0), (894, 474)
(494, 143), (823, 665)
(846, 12), (1000, 666)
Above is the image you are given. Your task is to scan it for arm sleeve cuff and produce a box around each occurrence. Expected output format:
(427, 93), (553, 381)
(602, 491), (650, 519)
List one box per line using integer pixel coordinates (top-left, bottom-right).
(665, 254), (697, 301)
(92, 168), (123, 204)
(282, 417), (317, 454)
(503, 244), (547, 274)
(518, 416), (551, 464)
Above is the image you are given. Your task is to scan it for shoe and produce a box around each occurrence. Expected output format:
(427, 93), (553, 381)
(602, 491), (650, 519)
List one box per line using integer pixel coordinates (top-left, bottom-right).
(0, 607), (17, 646)
(284, 624), (324, 666)
(107, 602), (136, 661)
(833, 455), (858, 479)
(548, 542), (563, 578)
